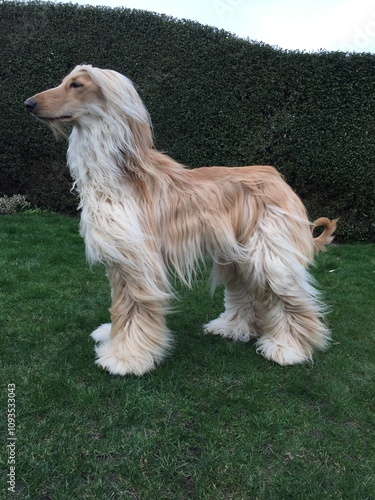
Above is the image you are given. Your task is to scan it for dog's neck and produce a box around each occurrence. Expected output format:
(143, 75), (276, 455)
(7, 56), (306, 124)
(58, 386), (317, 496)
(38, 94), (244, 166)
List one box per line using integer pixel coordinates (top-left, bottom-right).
(67, 122), (152, 203)
(67, 122), (151, 266)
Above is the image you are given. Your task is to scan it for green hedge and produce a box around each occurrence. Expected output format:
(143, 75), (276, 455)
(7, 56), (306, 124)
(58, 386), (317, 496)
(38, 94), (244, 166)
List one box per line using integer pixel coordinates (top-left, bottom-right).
(1, 1), (375, 241)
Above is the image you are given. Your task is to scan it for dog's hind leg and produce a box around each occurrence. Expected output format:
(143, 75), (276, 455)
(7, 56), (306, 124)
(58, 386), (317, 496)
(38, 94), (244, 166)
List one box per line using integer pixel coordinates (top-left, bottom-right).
(249, 229), (330, 365)
(204, 262), (261, 342)
(93, 265), (172, 376)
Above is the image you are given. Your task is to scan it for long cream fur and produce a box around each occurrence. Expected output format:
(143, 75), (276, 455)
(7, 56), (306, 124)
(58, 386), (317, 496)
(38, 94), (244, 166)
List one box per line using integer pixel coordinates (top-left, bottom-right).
(25, 65), (337, 375)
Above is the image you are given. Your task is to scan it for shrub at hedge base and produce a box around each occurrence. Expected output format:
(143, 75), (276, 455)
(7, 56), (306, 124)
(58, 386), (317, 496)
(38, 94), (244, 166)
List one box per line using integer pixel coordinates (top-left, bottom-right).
(1, 1), (375, 241)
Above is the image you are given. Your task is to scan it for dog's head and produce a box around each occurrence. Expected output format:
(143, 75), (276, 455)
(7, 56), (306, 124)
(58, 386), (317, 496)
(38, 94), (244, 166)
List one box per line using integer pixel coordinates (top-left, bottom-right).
(24, 65), (106, 137)
(24, 65), (151, 141)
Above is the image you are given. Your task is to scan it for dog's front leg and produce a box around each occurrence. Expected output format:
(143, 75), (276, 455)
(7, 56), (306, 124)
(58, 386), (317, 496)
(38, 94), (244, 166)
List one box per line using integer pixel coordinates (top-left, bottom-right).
(91, 264), (172, 376)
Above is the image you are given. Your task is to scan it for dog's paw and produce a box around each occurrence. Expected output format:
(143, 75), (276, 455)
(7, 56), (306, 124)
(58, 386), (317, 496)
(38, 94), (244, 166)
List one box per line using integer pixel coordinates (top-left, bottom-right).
(255, 337), (311, 365)
(90, 323), (111, 343)
(204, 316), (254, 342)
(94, 341), (156, 376)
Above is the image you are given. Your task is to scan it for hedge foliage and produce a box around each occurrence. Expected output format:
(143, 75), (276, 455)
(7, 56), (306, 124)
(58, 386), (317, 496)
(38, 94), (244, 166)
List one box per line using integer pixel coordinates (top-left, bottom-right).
(1, 1), (375, 241)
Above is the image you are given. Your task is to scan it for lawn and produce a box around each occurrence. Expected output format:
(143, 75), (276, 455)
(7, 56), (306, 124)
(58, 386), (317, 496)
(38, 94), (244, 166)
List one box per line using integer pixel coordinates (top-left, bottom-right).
(1, 213), (374, 499)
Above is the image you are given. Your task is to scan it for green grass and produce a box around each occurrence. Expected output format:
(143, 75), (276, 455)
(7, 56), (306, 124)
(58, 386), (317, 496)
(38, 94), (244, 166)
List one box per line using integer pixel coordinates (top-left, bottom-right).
(1, 213), (374, 499)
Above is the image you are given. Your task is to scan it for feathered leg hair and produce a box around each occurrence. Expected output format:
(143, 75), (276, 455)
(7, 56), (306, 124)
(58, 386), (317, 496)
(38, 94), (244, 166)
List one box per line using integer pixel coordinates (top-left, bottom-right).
(91, 264), (173, 375)
(206, 213), (333, 365)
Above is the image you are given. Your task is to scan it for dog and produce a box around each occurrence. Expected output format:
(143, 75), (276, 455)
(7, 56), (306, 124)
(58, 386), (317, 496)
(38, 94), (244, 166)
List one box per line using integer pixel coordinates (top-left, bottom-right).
(24, 65), (337, 375)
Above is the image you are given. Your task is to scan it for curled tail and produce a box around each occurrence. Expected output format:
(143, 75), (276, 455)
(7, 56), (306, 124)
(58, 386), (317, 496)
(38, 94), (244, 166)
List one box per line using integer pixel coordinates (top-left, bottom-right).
(312, 217), (338, 254)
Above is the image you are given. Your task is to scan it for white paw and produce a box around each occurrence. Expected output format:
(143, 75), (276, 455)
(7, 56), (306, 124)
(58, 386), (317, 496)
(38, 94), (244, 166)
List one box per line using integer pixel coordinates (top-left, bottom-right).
(255, 337), (311, 365)
(94, 341), (157, 376)
(90, 323), (111, 343)
(204, 316), (254, 342)
(204, 317), (229, 335)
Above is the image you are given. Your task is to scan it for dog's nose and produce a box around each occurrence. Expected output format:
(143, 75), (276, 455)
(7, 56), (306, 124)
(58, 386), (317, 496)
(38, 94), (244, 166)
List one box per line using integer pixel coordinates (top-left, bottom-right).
(24, 98), (37, 112)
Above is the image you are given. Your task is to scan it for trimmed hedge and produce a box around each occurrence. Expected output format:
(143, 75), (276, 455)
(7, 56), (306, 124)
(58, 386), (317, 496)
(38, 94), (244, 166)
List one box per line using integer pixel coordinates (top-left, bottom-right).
(1, 1), (375, 241)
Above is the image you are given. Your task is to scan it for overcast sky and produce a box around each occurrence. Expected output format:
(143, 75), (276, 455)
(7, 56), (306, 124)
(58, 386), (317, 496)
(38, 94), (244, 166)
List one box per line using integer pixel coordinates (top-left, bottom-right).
(62, 0), (375, 53)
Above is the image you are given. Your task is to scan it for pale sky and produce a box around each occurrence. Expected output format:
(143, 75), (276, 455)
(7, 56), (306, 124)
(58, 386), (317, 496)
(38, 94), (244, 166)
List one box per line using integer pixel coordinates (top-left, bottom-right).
(61, 0), (375, 53)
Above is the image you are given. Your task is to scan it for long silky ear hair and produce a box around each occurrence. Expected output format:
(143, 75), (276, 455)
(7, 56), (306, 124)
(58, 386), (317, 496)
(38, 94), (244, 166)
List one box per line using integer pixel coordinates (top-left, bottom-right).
(77, 65), (154, 175)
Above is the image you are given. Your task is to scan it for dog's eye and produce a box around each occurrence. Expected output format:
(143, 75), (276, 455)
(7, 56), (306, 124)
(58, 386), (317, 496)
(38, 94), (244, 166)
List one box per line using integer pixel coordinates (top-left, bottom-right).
(70, 82), (83, 89)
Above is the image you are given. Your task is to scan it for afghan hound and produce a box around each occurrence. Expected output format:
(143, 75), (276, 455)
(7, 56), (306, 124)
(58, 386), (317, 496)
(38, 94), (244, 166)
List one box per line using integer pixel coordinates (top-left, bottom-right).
(24, 65), (337, 376)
